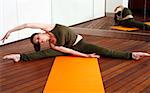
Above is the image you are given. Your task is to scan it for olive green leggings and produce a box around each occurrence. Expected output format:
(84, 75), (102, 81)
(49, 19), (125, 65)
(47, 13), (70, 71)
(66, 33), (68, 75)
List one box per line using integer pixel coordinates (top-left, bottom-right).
(72, 40), (132, 59)
(119, 19), (150, 31)
(21, 40), (132, 61)
(21, 49), (67, 61)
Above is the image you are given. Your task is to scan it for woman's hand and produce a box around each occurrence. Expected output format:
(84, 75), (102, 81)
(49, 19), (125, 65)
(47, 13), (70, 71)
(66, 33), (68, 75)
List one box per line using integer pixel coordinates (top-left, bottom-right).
(1, 31), (11, 43)
(87, 53), (100, 58)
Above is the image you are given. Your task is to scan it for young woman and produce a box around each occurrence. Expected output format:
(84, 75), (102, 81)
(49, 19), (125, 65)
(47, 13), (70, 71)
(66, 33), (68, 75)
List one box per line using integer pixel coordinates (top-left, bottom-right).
(114, 5), (150, 31)
(1, 23), (150, 62)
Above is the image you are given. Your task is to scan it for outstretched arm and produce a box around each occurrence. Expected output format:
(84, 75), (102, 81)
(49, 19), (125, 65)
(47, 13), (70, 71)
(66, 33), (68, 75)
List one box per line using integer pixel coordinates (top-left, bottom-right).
(50, 44), (100, 58)
(1, 23), (55, 43)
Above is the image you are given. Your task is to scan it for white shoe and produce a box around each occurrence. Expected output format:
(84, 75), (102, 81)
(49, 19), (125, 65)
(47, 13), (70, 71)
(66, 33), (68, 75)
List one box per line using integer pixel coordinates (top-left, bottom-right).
(3, 54), (21, 62)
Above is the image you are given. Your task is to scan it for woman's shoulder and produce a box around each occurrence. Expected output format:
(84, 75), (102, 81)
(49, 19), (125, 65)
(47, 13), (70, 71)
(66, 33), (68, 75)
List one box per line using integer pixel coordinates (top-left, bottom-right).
(55, 24), (68, 28)
(123, 8), (131, 12)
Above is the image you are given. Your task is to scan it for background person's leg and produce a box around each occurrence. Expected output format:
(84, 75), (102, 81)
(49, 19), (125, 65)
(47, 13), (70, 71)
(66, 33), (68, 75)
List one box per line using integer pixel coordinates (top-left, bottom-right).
(143, 24), (150, 31)
(129, 21), (150, 30)
(120, 20), (150, 31)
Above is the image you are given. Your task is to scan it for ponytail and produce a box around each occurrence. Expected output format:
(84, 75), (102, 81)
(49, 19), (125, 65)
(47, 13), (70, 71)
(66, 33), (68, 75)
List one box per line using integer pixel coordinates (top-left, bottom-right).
(33, 43), (41, 52)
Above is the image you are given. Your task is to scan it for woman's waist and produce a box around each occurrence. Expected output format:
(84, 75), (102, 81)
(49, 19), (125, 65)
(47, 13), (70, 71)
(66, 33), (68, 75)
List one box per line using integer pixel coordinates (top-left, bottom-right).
(73, 35), (83, 46)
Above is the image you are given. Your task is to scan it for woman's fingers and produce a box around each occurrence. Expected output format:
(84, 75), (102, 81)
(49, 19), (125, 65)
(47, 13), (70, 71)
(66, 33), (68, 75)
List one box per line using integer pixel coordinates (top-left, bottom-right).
(2, 37), (7, 43)
(92, 53), (100, 58)
(88, 53), (100, 58)
(1, 32), (10, 43)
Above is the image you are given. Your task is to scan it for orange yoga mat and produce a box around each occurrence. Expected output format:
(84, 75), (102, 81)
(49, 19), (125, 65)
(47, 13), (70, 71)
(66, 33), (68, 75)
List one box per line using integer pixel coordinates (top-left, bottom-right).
(111, 26), (139, 31)
(111, 22), (150, 31)
(145, 22), (150, 26)
(43, 56), (105, 93)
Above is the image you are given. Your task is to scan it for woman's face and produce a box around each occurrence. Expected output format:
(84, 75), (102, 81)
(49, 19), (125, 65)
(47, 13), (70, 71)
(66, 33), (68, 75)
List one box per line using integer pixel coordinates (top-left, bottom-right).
(33, 33), (50, 44)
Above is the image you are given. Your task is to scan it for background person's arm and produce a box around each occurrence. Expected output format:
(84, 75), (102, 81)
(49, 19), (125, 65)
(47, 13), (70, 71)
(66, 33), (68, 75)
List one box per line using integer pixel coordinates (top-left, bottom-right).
(122, 15), (133, 20)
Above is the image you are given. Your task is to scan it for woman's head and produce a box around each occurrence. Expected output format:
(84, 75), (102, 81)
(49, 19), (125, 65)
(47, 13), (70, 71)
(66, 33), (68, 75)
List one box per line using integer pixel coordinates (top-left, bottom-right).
(30, 33), (50, 51)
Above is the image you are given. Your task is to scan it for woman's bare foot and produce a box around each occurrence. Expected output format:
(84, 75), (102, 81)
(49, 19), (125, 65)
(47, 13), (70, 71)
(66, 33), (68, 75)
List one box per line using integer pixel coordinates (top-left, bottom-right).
(132, 52), (150, 60)
(3, 54), (21, 62)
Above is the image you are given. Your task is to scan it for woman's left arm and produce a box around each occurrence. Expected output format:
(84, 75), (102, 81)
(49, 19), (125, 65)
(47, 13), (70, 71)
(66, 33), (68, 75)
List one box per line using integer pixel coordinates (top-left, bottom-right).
(50, 44), (100, 58)
(122, 15), (133, 20)
(1, 23), (55, 43)
(122, 8), (133, 20)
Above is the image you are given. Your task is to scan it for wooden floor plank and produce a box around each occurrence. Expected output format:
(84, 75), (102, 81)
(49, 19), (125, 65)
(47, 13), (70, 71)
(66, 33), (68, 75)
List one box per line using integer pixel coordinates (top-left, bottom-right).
(116, 67), (149, 93)
(104, 61), (148, 88)
(105, 60), (149, 93)
(139, 86), (150, 93)
(127, 79), (150, 93)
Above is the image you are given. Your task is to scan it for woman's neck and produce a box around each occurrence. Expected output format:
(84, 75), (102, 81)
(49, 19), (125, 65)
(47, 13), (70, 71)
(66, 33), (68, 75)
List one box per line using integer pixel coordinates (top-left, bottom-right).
(47, 32), (57, 45)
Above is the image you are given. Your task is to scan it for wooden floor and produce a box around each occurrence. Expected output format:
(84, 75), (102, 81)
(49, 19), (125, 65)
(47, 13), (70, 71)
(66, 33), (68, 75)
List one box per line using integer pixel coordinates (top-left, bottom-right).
(0, 15), (150, 93)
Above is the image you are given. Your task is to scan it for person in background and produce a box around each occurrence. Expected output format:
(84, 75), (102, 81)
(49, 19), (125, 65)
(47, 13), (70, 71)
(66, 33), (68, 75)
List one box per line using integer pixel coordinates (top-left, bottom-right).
(114, 5), (150, 31)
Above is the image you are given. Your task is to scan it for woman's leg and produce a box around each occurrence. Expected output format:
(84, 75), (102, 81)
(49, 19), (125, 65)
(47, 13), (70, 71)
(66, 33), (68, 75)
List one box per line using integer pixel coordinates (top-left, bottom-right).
(128, 21), (150, 30)
(72, 40), (132, 59)
(120, 20), (150, 31)
(21, 49), (67, 61)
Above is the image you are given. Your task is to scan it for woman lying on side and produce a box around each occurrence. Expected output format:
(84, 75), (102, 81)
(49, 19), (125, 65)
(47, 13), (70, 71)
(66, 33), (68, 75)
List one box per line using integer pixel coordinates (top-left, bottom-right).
(114, 5), (150, 31)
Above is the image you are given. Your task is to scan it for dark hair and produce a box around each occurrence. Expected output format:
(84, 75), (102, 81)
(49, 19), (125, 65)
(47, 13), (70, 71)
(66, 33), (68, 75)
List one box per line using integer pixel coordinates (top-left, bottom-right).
(114, 5), (123, 12)
(114, 6), (120, 12)
(30, 33), (41, 52)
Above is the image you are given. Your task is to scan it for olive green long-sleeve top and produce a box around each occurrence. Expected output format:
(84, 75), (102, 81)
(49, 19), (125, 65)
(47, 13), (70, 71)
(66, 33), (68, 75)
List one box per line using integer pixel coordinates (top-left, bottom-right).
(51, 24), (77, 48)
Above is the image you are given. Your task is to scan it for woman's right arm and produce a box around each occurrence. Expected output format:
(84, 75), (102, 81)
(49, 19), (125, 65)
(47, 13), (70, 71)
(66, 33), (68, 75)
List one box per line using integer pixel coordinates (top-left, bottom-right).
(50, 43), (100, 58)
(1, 23), (55, 43)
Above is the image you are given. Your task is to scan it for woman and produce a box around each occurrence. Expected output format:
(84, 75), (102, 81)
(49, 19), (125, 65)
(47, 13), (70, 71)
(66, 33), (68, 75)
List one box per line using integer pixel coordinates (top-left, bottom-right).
(114, 5), (150, 31)
(1, 23), (150, 62)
